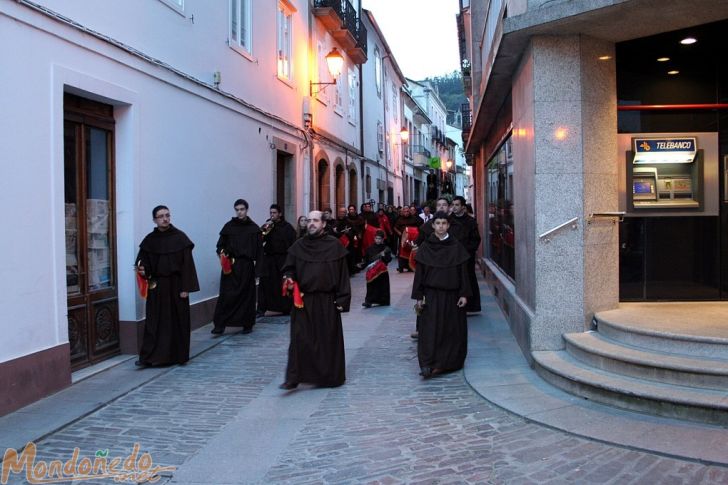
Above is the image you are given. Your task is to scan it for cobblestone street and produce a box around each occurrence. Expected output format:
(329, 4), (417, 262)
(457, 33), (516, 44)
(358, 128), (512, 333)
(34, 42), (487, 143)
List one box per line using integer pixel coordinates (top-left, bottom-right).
(6, 273), (728, 484)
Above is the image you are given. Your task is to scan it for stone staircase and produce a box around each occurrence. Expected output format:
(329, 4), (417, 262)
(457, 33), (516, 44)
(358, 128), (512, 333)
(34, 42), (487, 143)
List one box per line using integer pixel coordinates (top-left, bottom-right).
(532, 312), (728, 426)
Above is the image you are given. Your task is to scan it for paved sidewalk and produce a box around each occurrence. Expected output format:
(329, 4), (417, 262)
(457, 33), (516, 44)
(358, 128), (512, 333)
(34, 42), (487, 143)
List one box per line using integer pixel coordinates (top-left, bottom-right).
(465, 291), (728, 466)
(2, 272), (728, 484)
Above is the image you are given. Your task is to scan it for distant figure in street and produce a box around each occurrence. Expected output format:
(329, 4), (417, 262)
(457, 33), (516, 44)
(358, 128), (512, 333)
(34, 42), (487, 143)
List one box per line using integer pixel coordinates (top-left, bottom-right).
(257, 204), (297, 317)
(322, 207), (335, 236)
(419, 205), (433, 223)
(211, 199), (262, 335)
(449, 196), (482, 313)
(280, 211), (351, 389)
(410, 197), (451, 340)
(296, 215), (308, 238)
(415, 197), (451, 247)
(360, 202), (380, 260)
(363, 230), (392, 308)
(393, 206), (422, 273)
(377, 208), (393, 243)
(345, 204), (364, 272)
(135, 205), (199, 367)
(412, 211), (470, 378)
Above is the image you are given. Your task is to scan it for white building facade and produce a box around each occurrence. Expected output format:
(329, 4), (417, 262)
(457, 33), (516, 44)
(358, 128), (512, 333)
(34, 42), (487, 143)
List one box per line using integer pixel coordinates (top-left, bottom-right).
(0, 0), (368, 415)
(360, 9), (407, 207)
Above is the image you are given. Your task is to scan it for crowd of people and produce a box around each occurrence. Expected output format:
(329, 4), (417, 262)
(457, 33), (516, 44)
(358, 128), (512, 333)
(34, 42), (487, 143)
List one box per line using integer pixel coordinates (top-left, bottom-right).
(133, 197), (481, 388)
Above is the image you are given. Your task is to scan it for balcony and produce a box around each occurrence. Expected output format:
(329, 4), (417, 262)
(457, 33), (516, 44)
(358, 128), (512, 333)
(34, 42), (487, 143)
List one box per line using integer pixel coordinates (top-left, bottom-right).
(313, 0), (368, 64)
(411, 145), (431, 158)
(461, 103), (472, 144)
(312, 0), (345, 30)
(347, 18), (368, 64)
(411, 145), (431, 168)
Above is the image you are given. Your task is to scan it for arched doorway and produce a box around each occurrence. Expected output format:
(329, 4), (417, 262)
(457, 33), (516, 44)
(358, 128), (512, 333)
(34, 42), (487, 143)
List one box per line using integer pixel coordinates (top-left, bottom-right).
(335, 164), (345, 212)
(318, 159), (330, 210)
(349, 167), (358, 208)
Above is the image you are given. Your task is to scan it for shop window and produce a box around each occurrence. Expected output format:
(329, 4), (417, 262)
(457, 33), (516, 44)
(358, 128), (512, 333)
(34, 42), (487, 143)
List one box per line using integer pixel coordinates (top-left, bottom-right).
(486, 135), (515, 280)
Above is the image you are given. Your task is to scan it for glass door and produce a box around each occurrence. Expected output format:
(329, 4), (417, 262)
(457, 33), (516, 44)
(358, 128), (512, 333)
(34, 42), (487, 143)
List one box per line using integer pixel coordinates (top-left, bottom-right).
(64, 94), (119, 370)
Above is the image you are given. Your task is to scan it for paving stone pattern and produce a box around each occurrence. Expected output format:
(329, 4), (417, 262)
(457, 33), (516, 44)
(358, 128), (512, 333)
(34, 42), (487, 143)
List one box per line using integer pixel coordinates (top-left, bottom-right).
(7, 275), (728, 484)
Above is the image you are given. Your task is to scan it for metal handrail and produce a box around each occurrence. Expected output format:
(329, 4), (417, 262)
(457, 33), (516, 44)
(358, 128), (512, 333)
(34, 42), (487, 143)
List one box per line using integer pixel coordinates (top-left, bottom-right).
(587, 212), (625, 224)
(539, 217), (579, 243)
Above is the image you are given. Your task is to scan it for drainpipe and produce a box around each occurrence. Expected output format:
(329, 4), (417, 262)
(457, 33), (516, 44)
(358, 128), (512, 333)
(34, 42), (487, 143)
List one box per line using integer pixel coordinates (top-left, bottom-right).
(359, 62), (366, 204)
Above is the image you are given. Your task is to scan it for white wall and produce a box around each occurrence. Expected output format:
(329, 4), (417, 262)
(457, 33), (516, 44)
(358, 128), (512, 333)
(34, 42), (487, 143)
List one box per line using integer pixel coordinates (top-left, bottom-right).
(35, 0), (309, 127)
(0, 2), (304, 364)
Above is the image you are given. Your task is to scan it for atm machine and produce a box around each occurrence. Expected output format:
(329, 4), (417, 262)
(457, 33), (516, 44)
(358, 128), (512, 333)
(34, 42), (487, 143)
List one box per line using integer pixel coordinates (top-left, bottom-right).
(627, 137), (703, 211)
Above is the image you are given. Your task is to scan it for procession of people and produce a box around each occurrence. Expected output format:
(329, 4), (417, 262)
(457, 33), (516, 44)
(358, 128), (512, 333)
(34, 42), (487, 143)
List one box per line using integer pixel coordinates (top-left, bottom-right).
(134, 197), (481, 387)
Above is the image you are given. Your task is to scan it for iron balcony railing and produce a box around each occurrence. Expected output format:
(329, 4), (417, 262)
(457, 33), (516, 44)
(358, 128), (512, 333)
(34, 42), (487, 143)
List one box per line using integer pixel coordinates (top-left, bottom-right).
(339, 0), (358, 39)
(314, 0), (367, 58)
(462, 103), (472, 133)
(352, 15), (367, 53)
(411, 145), (431, 158)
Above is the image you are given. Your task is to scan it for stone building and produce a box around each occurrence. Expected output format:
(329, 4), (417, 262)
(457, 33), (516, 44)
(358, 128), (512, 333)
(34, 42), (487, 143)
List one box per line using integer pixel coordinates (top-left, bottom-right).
(459, 0), (728, 423)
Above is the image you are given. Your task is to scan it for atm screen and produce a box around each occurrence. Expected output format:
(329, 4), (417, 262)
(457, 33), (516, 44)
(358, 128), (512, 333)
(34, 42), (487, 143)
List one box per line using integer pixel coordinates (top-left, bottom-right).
(633, 181), (654, 194)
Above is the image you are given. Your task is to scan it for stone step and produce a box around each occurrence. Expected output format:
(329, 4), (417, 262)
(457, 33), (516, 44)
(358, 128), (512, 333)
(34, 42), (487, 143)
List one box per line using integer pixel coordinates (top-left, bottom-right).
(532, 350), (728, 426)
(564, 331), (728, 390)
(595, 315), (728, 359)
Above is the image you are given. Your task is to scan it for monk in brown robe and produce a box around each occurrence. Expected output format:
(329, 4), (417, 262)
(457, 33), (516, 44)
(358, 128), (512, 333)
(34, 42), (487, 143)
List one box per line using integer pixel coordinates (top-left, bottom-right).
(280, 211), (350, 389)
(211, 199), (262, 335)
(412, 211), (470, 378)
(135, 205), (199, 367)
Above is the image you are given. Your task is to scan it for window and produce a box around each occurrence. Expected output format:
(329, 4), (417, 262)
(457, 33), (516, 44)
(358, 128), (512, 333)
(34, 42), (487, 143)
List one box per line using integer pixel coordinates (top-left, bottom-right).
(277, 2), (293, 80)
(377, 122), (384, 156)
(334, 65), (344, 114)
(230, 0), (252, 54)
(486, 136), (515, 280)
(374, 48), (382, 97)
(159, 0), (184, 14)
(348, 67), (358, 125)
(391, 85), (399, 124)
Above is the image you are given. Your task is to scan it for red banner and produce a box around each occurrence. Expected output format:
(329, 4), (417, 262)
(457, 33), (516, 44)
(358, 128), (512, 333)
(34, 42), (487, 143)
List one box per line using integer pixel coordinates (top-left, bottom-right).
(282, 279), (305, 309)
(220, 253), (234, 275)
(365, 260), (388, 283)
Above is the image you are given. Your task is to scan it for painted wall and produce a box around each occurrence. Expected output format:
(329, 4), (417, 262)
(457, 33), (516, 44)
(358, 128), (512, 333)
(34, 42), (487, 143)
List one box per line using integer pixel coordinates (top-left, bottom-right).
(35, 0), (309, 126)
(0, 2), (304, 364)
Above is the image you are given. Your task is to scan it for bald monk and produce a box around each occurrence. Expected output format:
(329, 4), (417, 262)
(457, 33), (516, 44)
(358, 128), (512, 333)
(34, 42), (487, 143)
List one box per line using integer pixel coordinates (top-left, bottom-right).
(279, 211), (351, 389)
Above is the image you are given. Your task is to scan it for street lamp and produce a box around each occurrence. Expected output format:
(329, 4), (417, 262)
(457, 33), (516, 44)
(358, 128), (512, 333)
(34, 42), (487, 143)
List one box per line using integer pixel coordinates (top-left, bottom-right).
(399, 127), (409, 143)
(445, 159), (453, 170)
(309, 47), (345, 96)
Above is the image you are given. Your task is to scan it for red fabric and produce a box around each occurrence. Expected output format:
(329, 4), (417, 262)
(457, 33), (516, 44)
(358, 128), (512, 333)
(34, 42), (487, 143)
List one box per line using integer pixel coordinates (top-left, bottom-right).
(220, 253), (234, 275)
(136, 271), (148, 300)
(365, 260), (388, 283)
(408, 248), (418, 270)
(399, 226), (419, 260)
(361, 224), (379, 256)
(378, 214), (392, 237)
(338, 234), (350, 247)
(282, 279), (305, 309)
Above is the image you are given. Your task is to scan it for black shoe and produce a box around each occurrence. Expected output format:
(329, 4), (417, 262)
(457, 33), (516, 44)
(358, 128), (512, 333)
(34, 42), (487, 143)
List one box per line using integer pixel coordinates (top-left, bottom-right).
(134, 360), (148, 368)
(419, 367), (433, 378)
(211, 327), (224, 335)
(362, 302), (372, 308)
(279, 381), (299, 390)
(242, 327), (253, 334)
(396, 268), (403, 273)
(410, 331), (419, 339)
(256, 310), (265, 318)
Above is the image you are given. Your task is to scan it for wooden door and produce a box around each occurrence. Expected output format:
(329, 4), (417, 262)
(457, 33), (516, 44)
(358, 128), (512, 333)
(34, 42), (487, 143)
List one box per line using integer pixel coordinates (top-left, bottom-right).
(64, 94), (119, 370)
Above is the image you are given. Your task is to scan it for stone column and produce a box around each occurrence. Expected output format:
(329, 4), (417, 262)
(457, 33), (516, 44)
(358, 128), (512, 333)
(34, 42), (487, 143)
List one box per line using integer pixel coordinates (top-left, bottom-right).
(522, 35), (618, 351)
